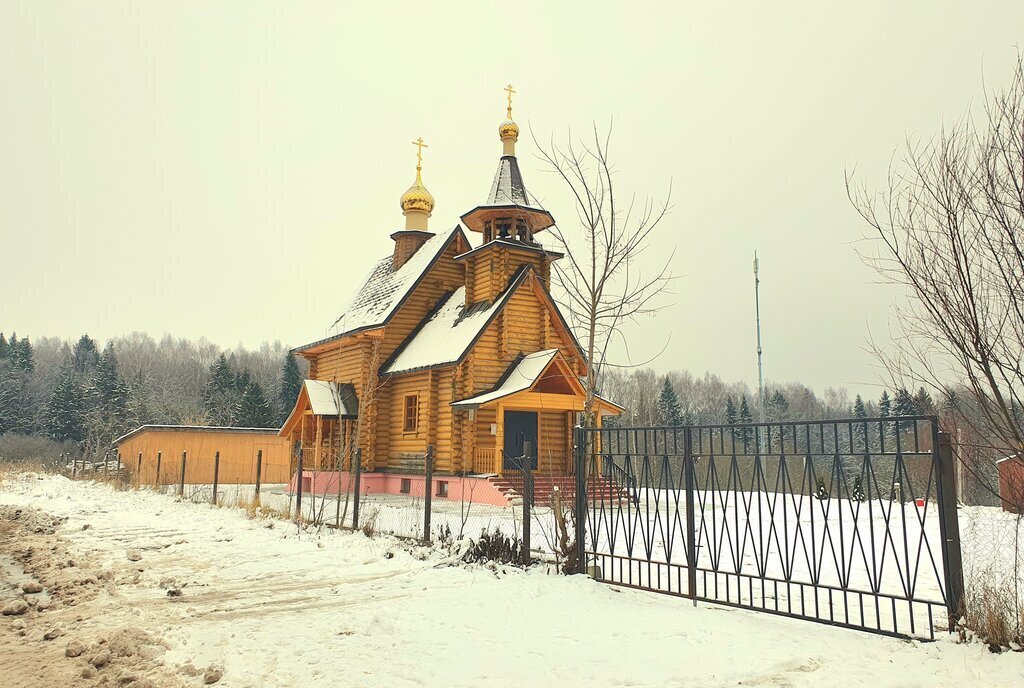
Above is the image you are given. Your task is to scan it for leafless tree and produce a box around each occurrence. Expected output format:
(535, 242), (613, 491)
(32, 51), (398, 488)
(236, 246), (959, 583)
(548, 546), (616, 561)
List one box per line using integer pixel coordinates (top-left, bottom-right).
(535, 124), (675, 423)
(847, 56), (1024, 508)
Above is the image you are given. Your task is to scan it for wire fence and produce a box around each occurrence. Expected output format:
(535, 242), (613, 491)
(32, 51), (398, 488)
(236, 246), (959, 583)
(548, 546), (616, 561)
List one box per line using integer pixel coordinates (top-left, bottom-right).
(61, 445), (577, 569)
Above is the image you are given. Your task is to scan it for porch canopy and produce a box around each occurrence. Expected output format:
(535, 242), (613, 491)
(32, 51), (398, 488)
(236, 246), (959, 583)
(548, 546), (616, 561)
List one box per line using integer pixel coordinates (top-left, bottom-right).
(279, 379), (359, 438)
(452, 349), (622, 416)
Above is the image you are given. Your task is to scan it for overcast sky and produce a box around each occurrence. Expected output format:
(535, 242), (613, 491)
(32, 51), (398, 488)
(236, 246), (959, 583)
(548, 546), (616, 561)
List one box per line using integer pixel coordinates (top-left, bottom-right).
(2, 2), (1022, 398)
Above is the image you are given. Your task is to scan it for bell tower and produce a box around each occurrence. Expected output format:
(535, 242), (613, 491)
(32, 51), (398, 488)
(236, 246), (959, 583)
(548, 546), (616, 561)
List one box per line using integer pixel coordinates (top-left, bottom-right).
(457, 86), (561, 304)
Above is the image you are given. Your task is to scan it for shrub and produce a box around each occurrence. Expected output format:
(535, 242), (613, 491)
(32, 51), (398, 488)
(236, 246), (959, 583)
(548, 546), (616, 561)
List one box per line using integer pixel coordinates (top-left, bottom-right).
(463, 528), (525, 566)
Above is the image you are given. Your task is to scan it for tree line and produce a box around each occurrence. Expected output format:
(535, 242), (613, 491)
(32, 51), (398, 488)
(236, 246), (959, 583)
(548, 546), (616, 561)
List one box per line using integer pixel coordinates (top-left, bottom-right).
(0, 330), (306, 458)
(603, 367), (938, 429)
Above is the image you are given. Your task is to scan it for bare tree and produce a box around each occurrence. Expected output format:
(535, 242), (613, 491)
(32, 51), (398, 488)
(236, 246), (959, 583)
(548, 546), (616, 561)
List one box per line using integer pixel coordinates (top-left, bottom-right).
(535, 124), (675, 423)
(847, 56), (1024, 502)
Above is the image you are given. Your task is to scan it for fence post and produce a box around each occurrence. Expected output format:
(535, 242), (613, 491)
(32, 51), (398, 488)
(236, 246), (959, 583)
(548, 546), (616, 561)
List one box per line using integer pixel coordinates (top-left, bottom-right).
(423, 445), (434, 544)
(352, 447), (362, 531)
(137, 452), (142, 484)
(684, 426), (698, 602)
(522, 441), (533, 565)
(155, 451), (162, 488)
(254, 449), (263, 500)
(295, 450), (304, 524)
(212, 451), (220, 505)
(104, 451), (109, 480)
(573, 426), (587, 575)
(178, 451), (187, 497)
(71, 455), (77, 479)
(935, 430), (965, 630)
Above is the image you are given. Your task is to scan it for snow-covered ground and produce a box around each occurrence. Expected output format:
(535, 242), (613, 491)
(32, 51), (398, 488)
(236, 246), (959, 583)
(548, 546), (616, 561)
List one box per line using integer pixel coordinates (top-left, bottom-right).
(2, 473), (1023, 687)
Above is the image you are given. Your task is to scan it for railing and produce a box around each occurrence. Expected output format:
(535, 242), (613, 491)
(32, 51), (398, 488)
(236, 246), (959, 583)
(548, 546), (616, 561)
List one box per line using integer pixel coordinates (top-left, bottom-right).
(601, 456), (640, 507)
(473, 447), (497, 474)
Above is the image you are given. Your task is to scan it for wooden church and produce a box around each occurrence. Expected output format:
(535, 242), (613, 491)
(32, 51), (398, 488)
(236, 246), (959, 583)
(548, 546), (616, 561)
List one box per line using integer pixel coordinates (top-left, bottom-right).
(279, 87), (621, 496)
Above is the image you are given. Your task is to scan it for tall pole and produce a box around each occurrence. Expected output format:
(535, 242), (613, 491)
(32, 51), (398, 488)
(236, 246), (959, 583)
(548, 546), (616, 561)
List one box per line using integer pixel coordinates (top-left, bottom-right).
(754, 251), (765, 421)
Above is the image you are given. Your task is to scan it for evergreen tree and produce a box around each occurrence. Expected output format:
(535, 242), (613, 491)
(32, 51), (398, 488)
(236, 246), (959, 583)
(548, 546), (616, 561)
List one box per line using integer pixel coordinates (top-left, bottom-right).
(814, 478), (830, 501)
(48, 363), (85, 443)
(766, 390), (789, 421)
(852, 476), (867, 502)
(0, 370), (14, 434)
(892, 387), (916, 416)
(233, 368), (252, 394)
(657, 377), (684, 426)
(234, 381), (276, 428)
(852, 394), (868, 450)
(87, 343), (129, 440)
(72, 334), (100, 375)
(725, 396), (737, 425)
(853, 395), (867, 418)
(878, 390), (894, 444)
(879, 391), (891, 417)
(204, 355), (236, 425)
(738, 394), (753, 443)
(278, 353), (304, 423)
(912, 387), (935, 416)
(9, 334), (34, 372)
(739, 395), (753, 424)
(0, 332), (8, 362)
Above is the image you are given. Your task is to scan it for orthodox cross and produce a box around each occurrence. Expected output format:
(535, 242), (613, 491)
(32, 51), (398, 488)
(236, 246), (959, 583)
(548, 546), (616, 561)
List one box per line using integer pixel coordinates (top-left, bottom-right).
(411, 137), (428, 169)
(504, 83), (516, 116)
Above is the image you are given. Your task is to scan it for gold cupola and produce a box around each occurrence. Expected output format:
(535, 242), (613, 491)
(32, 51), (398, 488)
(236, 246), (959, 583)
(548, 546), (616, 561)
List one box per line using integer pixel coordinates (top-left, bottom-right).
(400, 137), (434, 228)
(392, 138), (436, 268)
(499, 84), (519, 156)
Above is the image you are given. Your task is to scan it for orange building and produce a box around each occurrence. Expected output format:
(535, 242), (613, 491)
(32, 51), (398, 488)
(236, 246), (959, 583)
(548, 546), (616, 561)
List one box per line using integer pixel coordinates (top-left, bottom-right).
(114, 425), (292, 485)
(280, 89), (622, 482)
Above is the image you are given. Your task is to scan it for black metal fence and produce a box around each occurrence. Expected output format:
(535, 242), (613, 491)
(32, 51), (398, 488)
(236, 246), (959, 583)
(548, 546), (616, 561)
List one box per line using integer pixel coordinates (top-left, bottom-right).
(574, 417), (964, 639)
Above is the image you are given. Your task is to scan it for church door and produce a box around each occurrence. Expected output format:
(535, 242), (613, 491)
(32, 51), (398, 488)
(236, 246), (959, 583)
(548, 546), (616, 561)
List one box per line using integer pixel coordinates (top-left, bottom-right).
(502, 411), (538, 470)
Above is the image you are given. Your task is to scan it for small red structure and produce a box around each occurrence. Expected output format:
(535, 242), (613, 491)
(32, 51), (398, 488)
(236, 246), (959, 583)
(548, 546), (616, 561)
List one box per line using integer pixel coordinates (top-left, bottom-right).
(996, 454), (1024, 513)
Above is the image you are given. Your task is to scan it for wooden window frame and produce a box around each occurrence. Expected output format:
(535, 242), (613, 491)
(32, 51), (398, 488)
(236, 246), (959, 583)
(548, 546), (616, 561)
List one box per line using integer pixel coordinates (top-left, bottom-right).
(403, 394), (419, 434)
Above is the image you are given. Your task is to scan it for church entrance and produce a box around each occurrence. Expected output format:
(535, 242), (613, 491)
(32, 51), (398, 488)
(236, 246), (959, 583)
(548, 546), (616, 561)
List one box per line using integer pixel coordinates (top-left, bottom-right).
(502, 410), (538, 470)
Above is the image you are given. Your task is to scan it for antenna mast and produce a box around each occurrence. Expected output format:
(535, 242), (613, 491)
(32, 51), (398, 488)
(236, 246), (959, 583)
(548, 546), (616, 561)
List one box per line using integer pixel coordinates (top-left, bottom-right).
(754, 252), (765, 421)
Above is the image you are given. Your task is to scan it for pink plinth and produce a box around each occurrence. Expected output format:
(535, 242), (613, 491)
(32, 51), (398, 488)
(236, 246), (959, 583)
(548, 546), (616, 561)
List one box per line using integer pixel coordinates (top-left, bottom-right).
(286, 471), (511, 506)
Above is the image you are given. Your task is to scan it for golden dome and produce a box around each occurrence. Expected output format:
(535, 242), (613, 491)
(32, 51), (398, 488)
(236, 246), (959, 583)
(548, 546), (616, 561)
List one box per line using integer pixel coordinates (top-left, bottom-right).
(400, 169), (434, 215)
(499, 117), (519, 141)
(401, 138), (434, 216)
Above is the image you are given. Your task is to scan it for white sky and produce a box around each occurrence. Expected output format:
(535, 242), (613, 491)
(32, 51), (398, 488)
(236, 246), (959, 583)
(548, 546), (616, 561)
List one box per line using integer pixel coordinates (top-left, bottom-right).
(2, 1), (1022, 397)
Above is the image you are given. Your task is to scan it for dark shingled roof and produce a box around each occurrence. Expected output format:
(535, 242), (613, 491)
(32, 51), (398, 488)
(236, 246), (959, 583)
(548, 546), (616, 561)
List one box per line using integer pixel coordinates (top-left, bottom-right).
(487, 155), (532, 206)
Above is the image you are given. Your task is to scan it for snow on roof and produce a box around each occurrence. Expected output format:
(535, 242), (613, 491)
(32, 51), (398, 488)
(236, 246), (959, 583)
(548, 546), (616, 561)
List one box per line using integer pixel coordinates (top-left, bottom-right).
(300, 228), (460, 347)
(451, 349), (560, 408)
(305, 380), (338, 416)
(302, 379), (358, 418)
(114, 425), (280, 445)
(383, 287), (505, 375)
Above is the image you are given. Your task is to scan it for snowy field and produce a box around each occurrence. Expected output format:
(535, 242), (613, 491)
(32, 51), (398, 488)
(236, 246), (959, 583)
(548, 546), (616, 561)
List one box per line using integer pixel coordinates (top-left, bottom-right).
(1, 474), (1023, 687)
(168, 477), (1023, 638)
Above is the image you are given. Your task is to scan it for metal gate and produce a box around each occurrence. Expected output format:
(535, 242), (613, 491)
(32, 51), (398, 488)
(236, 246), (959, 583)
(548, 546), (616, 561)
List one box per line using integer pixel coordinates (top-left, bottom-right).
(573, 417), (964, 639)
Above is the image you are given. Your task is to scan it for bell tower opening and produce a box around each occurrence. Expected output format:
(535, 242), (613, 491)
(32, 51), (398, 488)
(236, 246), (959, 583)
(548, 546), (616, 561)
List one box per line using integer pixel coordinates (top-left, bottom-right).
(456, 86), (563, 304)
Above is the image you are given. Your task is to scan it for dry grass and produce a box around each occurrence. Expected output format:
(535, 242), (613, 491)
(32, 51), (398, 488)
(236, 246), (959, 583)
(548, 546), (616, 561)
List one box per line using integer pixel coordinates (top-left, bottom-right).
(960, 583), (1024, 649)
(360, 505), (381, 537)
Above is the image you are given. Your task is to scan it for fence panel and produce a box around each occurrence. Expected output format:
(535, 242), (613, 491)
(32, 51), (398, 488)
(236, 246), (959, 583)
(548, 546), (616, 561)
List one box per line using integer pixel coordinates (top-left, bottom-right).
(578, 417), (962, 640)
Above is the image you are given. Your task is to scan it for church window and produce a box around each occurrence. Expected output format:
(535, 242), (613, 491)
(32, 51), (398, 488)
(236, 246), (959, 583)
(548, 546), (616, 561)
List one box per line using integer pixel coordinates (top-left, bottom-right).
(403, 394), (419, 433)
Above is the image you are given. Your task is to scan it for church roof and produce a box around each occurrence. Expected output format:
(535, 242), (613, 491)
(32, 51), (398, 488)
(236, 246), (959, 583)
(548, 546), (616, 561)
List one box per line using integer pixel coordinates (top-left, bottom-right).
(488, 155), (531, 205)
(460, 156), (556, 231)
(303, 379), (358, 417)
(295, 226), (467, 352)
(451, 349), (561, 409)
(382, 267), (530, 375)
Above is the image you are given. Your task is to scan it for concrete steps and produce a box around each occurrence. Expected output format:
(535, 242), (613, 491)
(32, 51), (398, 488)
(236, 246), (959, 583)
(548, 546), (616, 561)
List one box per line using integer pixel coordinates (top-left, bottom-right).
(488, 475), (630, 505)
